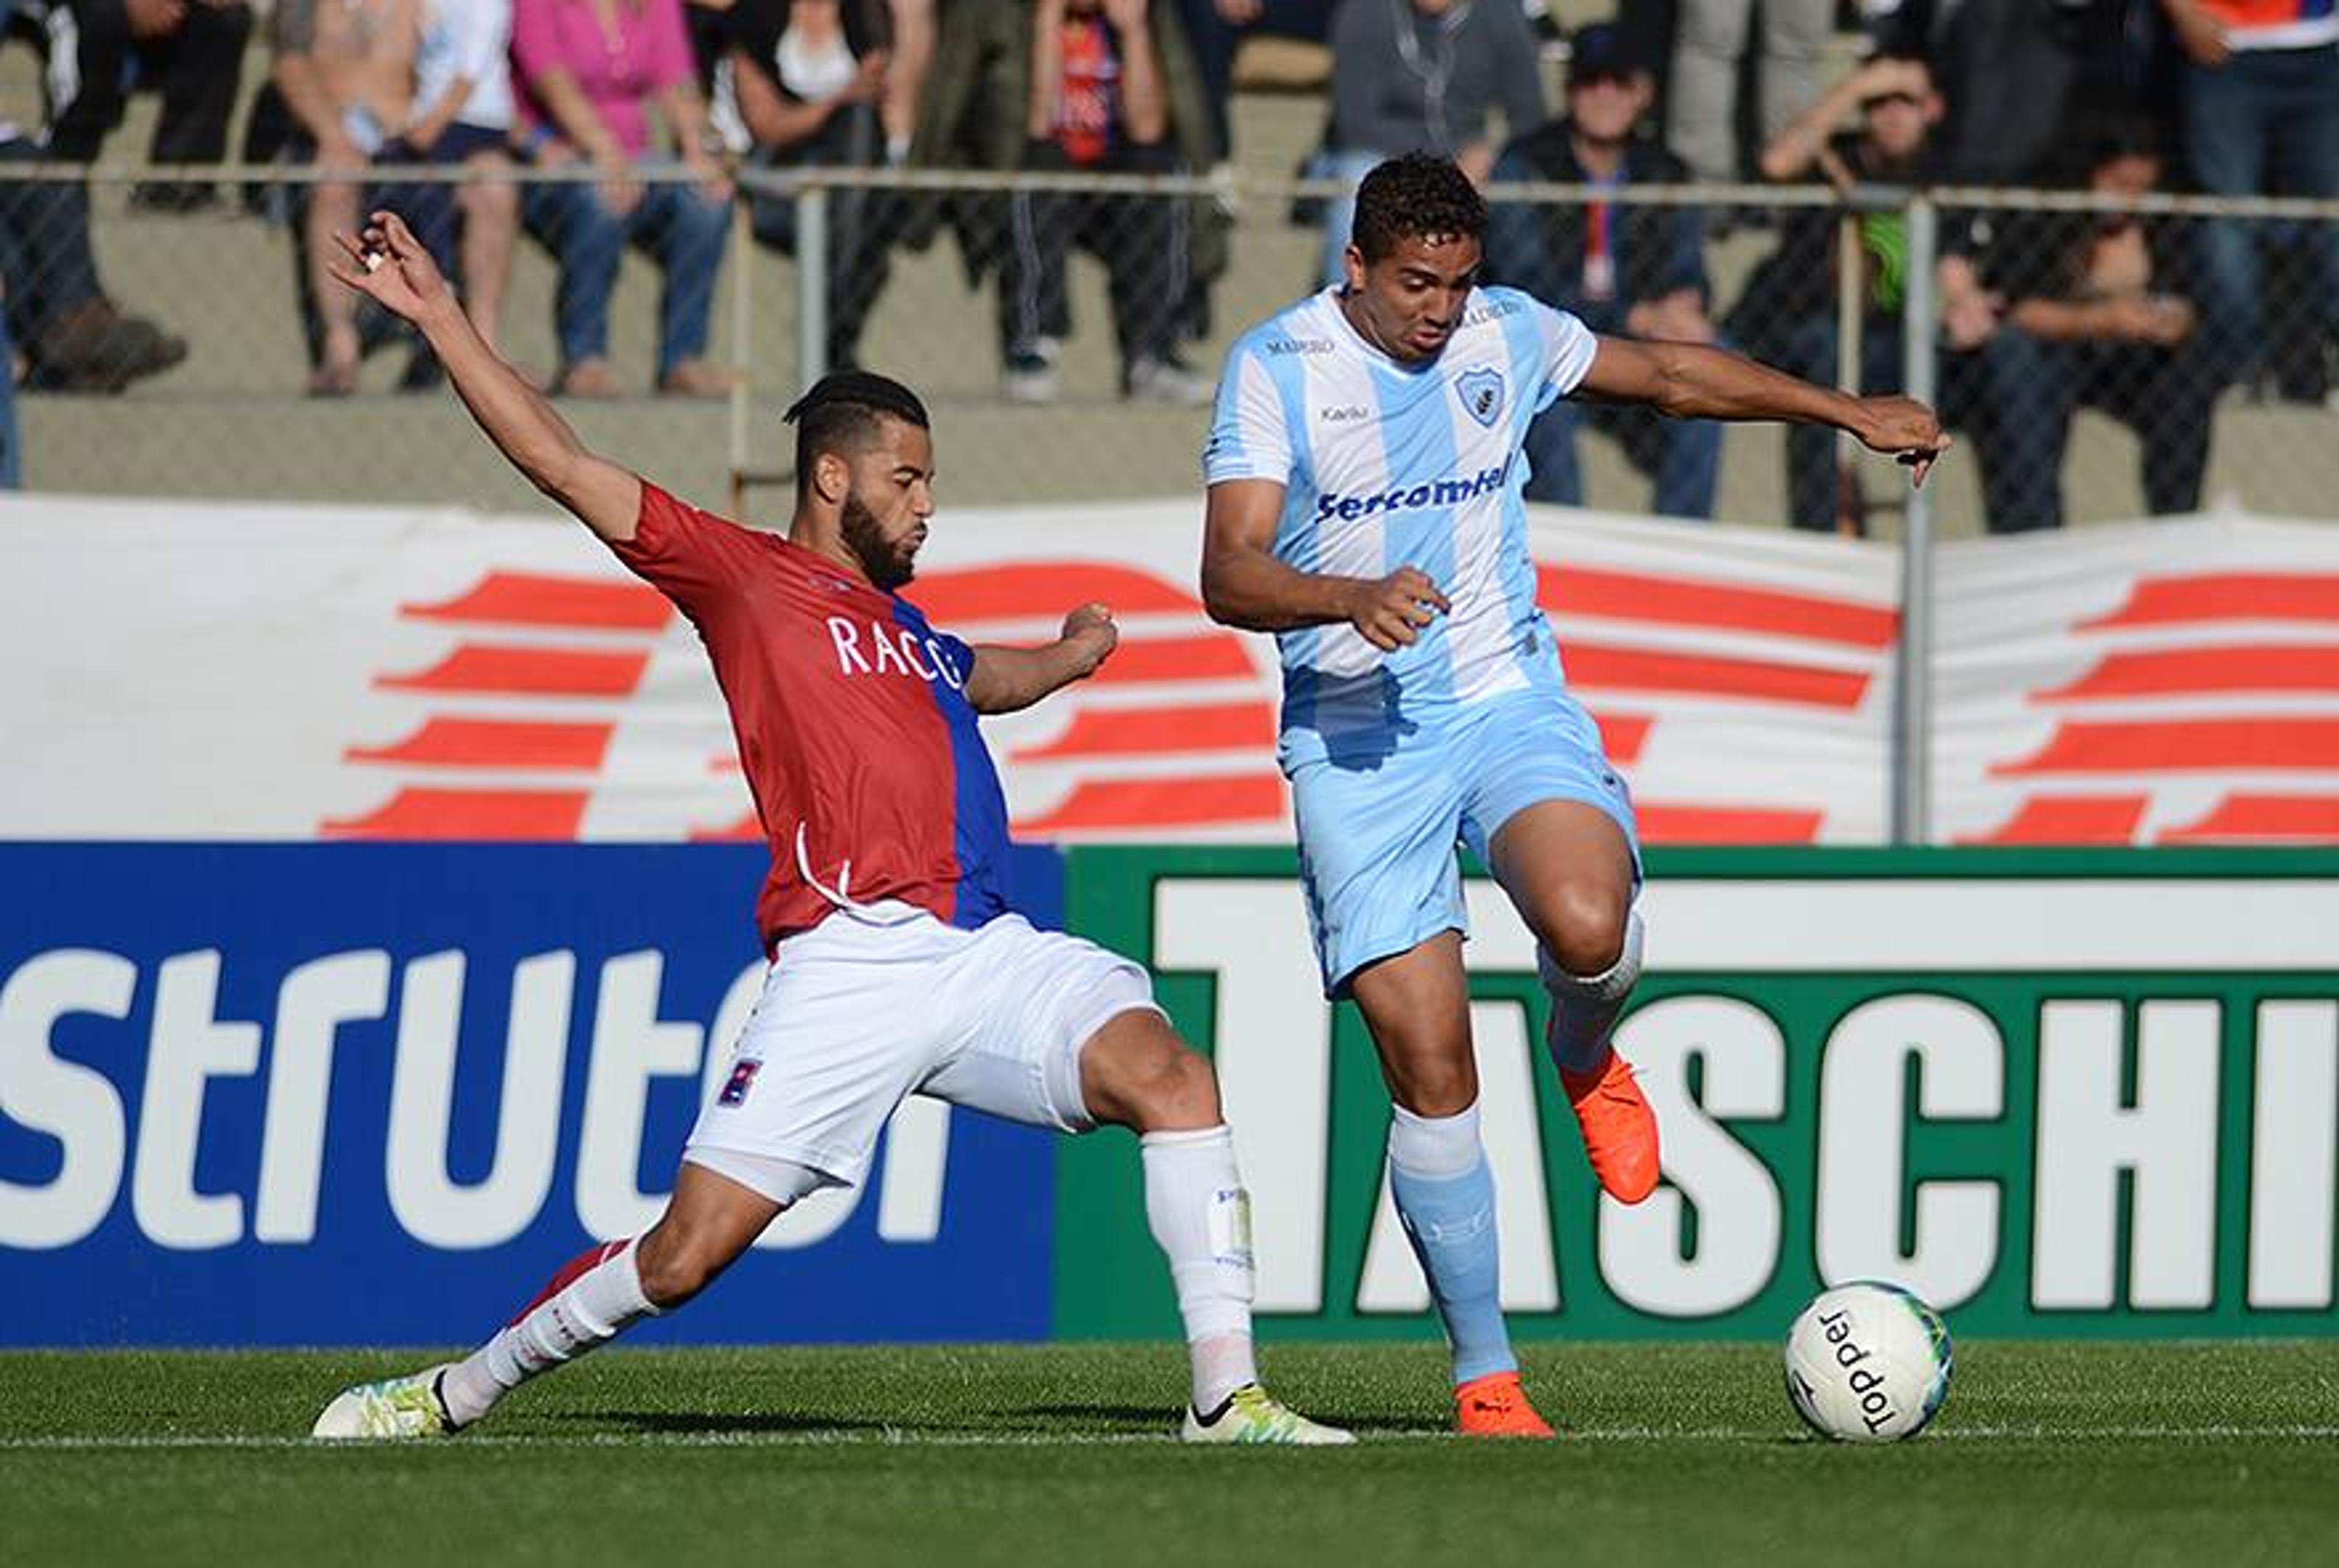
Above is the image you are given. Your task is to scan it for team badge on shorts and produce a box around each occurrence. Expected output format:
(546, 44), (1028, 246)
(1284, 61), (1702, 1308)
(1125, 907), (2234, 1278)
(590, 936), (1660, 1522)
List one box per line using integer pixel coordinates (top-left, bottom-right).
(718, 1059), (762, 1107)
(1457, 366), (1505, 427)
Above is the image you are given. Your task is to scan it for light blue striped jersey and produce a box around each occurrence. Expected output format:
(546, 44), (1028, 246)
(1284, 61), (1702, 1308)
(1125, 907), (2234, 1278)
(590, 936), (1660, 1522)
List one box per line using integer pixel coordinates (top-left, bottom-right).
(1204, 285), (1597, 747)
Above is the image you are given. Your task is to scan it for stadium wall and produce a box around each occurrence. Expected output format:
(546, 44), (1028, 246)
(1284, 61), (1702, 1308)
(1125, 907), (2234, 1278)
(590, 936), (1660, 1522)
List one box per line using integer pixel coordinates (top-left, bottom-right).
(4, 844), (2332, 1346)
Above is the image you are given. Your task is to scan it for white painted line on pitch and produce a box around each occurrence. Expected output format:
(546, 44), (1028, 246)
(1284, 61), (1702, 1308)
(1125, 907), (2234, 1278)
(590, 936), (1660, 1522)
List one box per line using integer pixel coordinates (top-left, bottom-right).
(2, 1424), (2335, 1452)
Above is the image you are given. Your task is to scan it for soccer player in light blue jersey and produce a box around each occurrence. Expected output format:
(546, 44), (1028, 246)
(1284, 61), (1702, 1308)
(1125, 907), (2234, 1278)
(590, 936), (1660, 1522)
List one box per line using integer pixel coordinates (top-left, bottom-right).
(1201, 154), (1947, 1437)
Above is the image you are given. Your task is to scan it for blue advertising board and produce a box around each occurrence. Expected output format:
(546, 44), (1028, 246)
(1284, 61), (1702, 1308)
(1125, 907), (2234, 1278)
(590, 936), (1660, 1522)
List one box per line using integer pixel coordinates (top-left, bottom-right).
(0, 844), (1062, 1346)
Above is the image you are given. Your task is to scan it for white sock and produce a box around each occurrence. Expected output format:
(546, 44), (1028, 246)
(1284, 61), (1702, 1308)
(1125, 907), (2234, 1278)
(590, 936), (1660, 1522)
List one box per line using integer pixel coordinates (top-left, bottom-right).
(1388, 1100), (1484, 1178)
(1141, 1125), (1260, 1412)
(1541, 902), (1646, 1076)
(439, 1240), (661, 1427)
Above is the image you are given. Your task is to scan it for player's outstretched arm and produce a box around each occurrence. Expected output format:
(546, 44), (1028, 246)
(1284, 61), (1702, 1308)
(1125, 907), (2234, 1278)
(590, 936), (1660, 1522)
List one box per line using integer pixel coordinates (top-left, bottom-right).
(1579, 336), (1950, 488)
(326, 210), (644, 543)
(964, 602), (1119, 715)
(1203, 479), (1449, 651)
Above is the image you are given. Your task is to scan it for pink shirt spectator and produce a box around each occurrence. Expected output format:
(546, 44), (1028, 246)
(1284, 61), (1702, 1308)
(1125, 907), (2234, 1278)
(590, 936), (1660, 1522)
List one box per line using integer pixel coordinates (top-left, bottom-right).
(510, 0), (694, 159)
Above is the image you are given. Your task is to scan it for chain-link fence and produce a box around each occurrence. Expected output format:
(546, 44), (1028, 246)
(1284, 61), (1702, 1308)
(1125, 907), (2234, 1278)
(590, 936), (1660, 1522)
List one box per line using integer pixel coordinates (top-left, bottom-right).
(2, 159), (2334, 532)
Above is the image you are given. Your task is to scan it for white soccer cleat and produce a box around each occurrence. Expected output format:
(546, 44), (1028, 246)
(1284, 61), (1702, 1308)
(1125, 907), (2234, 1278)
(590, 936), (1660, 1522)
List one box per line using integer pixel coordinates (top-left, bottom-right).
(310, 1364), (460, 1441)
(1180, 1384), (1355, 1446)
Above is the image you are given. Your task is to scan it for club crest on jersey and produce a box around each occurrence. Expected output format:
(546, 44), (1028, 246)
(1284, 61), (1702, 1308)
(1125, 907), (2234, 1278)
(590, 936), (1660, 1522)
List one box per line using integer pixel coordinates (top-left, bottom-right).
(718, 1059), (762, 1107)
(1457, 366), (1505, 428)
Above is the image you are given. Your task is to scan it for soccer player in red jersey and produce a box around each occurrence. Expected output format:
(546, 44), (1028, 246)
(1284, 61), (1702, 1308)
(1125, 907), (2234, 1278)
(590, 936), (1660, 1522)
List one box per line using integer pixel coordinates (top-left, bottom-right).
(308, 210), (1349, 1446)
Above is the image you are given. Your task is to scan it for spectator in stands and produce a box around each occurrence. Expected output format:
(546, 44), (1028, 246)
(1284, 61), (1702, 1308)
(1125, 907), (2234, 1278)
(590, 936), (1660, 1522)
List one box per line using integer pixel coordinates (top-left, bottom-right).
(1316, 0), (1545, 288)
(0, 300), (17, 483)
(513, 0), (735, 397)
(1864, 0), (2139, 186)
(688, 0), (925, 171)
(878, 0), (932, 164)
(1942, 119), (2221, 531)
(1484, 22), (1720, 518)
(0, 0), (189, 392)
(913, 0), (1220, 404)
(2159, 0), (2339, 394)
(721, 0), (897, 374)
(1734, 51), (1947, 532)
(270, 0), (444, 395)
(372, 0), (524, 360)
(0, 0), (16, 467)
(132, 0), (259, 211)
(4, 0), (258, 214)
(685, 0), (735, 85)
(1172, 0), (1334, 163)
(1667, 0), (1832, 182)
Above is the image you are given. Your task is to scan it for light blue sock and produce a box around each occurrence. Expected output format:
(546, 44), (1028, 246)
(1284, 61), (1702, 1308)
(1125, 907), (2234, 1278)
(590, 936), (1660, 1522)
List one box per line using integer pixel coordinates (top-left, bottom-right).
(1388, 1103), (1515, 1386)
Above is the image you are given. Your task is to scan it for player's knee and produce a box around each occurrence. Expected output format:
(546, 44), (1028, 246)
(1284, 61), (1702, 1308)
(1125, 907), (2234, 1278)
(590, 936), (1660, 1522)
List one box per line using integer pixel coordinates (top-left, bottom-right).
(1538, 897), (1645, 1020)
(1114, 1039), (1222, 1132)
(1386, 1054), (1478, 1119)
(632, 1224), (735, 1309)
(1081, 1009), (1227, 1131)
(1138, 1044), (1222, 1130)
(1541, 878), (1631, 977)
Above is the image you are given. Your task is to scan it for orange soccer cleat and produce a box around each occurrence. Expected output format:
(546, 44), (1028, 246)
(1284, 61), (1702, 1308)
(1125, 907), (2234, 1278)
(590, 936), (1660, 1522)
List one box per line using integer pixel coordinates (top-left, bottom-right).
(1561, 1050), (1661, 1204)
(1454, 1371), (1556, 1438)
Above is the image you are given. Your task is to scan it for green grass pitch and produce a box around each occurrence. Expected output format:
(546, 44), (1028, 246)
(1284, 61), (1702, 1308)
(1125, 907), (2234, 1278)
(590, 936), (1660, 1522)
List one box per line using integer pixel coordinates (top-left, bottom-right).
(5, 1341), (2335, 1566)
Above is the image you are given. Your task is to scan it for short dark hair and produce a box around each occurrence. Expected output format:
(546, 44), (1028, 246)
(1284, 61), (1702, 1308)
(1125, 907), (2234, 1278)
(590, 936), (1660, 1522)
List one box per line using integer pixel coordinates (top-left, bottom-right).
(783, 371), (931, 495)
(1350, 153), (1487, 264)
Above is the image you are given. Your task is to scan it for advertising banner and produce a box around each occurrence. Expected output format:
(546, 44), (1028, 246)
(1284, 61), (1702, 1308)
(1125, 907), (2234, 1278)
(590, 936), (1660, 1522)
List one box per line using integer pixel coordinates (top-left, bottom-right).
(1056, 847), (2339, 1340)
(0, 843), (1062, 1346)
(12, 493), (2337, 849)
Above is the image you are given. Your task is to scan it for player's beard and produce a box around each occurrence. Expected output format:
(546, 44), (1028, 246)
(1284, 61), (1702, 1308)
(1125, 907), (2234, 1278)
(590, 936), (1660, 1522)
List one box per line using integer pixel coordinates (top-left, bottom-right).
(841, 491), (916, 591)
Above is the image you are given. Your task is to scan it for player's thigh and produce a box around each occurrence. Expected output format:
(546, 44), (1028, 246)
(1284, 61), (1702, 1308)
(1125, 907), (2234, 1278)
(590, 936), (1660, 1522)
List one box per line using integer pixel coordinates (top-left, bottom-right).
(1460, 688), (1642, 968)
(1347, 929), (1478, 1115)
(685, 920), (950, 1191)
(1287, 741), (1471, 998)
(1459, 687), (1639, 866)
(637, 1160), (789, 1301)
(919, 914), (1165, 1133)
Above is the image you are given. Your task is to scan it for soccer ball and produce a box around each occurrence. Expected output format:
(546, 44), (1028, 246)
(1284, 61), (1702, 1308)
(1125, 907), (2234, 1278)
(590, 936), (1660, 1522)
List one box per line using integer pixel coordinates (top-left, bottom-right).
(1783, 1280), (1953, 1443)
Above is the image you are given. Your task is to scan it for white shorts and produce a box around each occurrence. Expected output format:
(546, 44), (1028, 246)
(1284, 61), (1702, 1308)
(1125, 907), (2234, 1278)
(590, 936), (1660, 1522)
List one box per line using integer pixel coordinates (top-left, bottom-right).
(683, 903), (1162, 1192)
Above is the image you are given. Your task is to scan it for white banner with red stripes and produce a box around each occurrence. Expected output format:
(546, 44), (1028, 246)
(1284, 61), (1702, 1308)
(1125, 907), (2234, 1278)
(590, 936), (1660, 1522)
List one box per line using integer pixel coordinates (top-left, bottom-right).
(1937, 515), (2339, 846)
(7, 492), (2334, 844)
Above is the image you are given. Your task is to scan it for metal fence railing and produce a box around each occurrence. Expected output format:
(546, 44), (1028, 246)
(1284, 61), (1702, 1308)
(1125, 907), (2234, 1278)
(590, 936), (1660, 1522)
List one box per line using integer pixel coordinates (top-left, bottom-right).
(4, 162), (2332, 529)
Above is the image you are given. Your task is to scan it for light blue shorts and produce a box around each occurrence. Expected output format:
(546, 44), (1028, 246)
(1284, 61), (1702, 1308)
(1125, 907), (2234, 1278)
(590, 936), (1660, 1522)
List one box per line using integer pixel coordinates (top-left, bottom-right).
(1283, 685), (1640, 998)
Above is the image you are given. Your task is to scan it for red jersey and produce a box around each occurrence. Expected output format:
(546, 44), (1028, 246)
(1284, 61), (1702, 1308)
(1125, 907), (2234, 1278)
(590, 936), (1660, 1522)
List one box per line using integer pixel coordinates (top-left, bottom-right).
(1051, 18), (1121, 166)
(609, 483), (1013, 948)
(2197, 0), (2338, 41)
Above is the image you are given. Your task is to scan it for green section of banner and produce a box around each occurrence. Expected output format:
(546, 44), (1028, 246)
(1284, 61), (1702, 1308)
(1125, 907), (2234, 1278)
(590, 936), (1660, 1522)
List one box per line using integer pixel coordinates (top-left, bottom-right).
(1056, 848), (2339, 1341)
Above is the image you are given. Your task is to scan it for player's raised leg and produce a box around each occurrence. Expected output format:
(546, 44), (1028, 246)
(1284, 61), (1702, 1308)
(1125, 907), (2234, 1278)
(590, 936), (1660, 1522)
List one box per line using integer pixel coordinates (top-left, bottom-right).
(1076, 1008), (1354, 1445)
(1487, 799), (1660, 1205)
(311, 1162), (786, 1439)
(1350, 935), (1553, 1438)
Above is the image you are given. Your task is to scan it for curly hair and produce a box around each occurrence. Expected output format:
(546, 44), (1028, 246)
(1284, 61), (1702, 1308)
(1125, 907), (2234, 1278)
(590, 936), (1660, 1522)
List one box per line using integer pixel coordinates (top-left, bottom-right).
(1349, 154), (1488, 263)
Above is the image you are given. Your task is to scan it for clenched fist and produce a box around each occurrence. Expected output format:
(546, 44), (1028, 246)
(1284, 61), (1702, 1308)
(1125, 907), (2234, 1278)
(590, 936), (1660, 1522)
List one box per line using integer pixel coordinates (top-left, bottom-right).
(1346, 566), (1450, 652)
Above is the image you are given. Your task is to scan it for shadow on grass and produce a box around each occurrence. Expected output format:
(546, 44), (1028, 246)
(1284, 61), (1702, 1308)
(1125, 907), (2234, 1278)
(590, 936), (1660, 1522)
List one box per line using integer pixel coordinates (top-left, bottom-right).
(1021, 1404), (1431, 1436)
(556, 1403), (1434, 1438)
(560, 1410), (917, 1435)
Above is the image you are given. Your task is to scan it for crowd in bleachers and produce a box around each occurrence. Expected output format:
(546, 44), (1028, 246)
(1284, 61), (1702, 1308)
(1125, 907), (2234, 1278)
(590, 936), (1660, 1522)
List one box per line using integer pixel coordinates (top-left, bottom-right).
(0, 0), (2332, 530)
